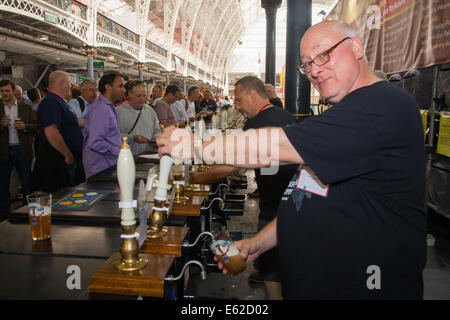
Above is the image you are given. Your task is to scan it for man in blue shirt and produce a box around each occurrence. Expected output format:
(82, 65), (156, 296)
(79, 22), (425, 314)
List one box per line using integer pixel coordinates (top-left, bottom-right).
(33, 71), (84, 192)
(68, 79), (98, 128)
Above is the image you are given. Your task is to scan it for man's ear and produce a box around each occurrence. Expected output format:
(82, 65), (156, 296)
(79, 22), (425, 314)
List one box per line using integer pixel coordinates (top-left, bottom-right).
(350, 37), (365, 60)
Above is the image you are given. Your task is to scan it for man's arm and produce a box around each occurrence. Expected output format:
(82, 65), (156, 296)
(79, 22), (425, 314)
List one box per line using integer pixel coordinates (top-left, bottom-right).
(44, 124), (73, 164)
(157, 126), (304, 167)
(200, 127), (304, 167)
(191, 164), (241, 185)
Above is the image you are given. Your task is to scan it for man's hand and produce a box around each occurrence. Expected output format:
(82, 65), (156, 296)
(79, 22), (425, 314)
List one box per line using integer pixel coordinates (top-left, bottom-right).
(14, 120), (25, 130)
(215, 219), (278, 275)
(65, 152), (74, 164)
(214, 237), (263, 275)
(133, 134), (150, 144)
(156, 126), (193, 159)
(1, 117), (10, 127)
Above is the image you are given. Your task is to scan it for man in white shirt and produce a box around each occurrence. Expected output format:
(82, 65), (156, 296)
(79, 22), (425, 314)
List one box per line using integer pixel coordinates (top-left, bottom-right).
(186, 86), (202, 122)
(117, 80), (160, 156)
(68, 79), (98, 127)
(170, 91), (189, 125)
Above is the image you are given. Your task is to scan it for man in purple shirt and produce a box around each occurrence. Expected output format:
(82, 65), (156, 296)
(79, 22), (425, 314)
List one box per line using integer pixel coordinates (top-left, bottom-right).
(82, 72), (126, 178)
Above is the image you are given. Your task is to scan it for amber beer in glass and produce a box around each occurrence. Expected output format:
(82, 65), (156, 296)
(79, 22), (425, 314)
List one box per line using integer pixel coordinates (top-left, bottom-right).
(27, 193), (52, 241)
(211, 240), (246, 276)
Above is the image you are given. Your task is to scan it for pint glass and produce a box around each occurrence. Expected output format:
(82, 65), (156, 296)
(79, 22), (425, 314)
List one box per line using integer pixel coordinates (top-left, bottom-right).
(27, 193), (52, 241)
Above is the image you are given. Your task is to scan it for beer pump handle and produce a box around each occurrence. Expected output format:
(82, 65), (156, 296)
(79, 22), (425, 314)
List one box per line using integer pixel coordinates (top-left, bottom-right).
(146, 167), (158, 192)
(117, 137), (136, 226)
(155, 155), (174, 202)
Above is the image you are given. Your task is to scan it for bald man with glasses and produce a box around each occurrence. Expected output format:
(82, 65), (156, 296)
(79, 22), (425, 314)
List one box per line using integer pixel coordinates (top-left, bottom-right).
(157, 20), (426, 300)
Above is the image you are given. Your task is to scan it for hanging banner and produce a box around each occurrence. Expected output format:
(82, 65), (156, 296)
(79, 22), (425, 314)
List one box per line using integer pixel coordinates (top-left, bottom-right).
(327, 0), (450, 74)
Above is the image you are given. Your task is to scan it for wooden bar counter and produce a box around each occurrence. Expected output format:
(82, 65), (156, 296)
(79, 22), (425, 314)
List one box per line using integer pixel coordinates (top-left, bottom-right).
(171, 195), (204, 217)
(140, 226), (189, 257)
(89, 252), (175, 298)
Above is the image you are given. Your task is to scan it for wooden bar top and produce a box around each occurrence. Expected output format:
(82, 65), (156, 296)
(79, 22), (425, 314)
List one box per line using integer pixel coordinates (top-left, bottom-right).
(171, 195), (204, 217)
(140, 226), (189, 257)
(89, 252), (175, 298)
(184, 184), (210, 200)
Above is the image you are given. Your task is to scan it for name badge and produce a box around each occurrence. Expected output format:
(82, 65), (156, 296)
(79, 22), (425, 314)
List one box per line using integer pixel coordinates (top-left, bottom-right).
(296, 165), (329, 197)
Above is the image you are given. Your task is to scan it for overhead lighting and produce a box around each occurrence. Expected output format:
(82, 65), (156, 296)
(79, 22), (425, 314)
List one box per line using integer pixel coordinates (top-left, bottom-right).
(108, 55), (115, 60)
(40, 35), (49, 41)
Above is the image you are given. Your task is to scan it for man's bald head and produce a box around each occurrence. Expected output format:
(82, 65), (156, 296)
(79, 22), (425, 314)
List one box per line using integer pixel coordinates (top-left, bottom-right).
(299, 20), (375, 103)
(48, 71), (71, 99)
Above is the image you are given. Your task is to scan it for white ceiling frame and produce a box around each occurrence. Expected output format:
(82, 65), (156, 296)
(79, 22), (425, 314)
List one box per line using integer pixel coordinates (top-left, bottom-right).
(202, 0), (237, 75)
(192, 0), (221, 74)
(180, 0), (203, 75)
(207, 7), (243, 74)
(213, 23), (244, 78)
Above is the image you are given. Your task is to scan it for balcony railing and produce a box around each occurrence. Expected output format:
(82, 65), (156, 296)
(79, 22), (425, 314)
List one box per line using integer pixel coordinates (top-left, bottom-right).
(188, 62), (196, 71)
(146, 39), (168, 58)
(97, 13), (140, 45)
(42, 0), (87, 20)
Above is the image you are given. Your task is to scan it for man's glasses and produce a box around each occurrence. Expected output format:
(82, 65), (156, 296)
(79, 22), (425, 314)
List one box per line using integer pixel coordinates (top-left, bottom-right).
(298, 37), (351, 75)
(234, 92), (247, 106)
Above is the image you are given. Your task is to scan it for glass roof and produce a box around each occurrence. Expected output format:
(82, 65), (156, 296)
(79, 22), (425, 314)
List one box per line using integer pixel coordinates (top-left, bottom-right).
(94, 0), (339, 75)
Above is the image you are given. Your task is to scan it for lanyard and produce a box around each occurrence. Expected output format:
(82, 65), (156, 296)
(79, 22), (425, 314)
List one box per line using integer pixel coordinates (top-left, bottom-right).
(256, 103), (272, 116)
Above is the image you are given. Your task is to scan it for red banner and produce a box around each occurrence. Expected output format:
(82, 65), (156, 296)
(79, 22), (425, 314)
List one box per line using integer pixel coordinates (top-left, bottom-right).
(327, 0), (450, 74)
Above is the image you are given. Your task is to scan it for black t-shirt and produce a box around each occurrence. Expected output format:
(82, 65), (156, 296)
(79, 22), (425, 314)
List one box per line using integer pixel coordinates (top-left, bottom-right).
(243, 106), (298, 220)
(37, 92), (83, 154)
(278, 81), (426, 299)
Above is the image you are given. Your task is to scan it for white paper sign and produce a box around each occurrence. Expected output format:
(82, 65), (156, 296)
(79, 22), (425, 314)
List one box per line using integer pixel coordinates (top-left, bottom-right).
(296, 165), (329, 197)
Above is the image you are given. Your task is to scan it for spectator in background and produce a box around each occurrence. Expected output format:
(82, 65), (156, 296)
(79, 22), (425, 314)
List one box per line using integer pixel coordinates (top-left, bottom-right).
(33, 71), (84, 192)
(196, 92), (204, 114)
(27, 88), (41, 112)
(40, 87), (49, 99)
(82, 72), (125, 178)
(171, 91), (189, 125)
(264, 84), (283, 108)
(14, 85), (32, 105)
(186, 86), (202, 122)
(201, 90), (218, 113)
(153, 84), (179, 127)
(117, 80), (160, 156)
(150, 84), (163, 107)
(0, 79), (37, 219)
(68, 79), (98, 128)
(66, 84), (80, 103)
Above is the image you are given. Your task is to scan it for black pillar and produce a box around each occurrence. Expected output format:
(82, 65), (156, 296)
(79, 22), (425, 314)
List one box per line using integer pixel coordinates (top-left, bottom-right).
(261, 0), (282, 85)
(285, 0), (311, 119)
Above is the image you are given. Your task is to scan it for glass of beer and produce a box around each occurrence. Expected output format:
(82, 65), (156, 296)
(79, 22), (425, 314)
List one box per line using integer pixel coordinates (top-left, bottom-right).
(26, 193), (52, 241)
(210, 239), (246, 276)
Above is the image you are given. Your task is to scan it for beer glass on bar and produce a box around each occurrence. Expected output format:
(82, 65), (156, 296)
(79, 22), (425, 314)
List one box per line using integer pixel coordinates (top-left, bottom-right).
(26, 193), (52, 241)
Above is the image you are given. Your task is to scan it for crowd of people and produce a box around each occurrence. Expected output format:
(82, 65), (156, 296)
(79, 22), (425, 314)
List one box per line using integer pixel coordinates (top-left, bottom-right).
(0, 70), (284, 218)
